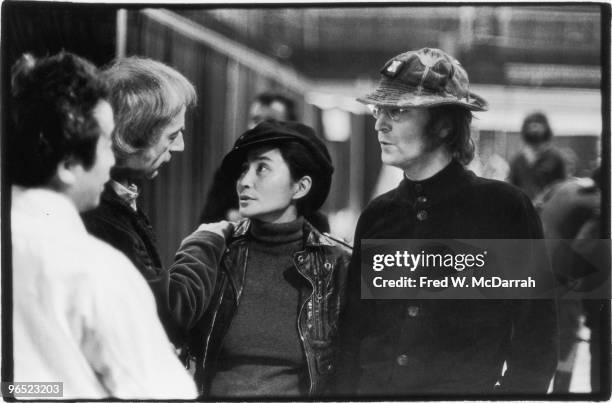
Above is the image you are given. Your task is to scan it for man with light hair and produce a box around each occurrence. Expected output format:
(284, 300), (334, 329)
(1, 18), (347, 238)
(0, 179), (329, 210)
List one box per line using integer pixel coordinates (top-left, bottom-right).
(83, 57), (226, 347)
(10, 51), (196, 399)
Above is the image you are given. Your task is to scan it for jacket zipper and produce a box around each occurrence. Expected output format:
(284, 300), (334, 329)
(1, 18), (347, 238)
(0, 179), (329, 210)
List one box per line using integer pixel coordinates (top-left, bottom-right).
(295, 253), (317, 395)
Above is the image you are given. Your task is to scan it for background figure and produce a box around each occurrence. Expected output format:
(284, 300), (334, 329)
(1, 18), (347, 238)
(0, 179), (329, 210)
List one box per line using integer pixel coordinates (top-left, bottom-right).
(9, 52), (196, 399)
(200, 92), (330, 232)
(537, 167), (603, 393)
(247, 92), (298, 129)
(509, 112), (567, 200)
(479, 141), (510, 181)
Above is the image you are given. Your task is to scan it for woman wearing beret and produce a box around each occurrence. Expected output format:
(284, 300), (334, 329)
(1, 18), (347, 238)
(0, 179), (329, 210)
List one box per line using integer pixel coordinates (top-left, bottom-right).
(186, 120), (351, 398)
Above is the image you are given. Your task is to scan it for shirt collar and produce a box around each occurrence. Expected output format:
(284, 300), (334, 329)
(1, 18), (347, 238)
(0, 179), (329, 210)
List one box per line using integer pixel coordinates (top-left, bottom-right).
(110, 180), (139, 211)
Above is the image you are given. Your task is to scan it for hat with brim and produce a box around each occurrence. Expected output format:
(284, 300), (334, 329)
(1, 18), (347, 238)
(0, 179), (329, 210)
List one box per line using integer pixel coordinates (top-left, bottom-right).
(357, 48), (488, 112)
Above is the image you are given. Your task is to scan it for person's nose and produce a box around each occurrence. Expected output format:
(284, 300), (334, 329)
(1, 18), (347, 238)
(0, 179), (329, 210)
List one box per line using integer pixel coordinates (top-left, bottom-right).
(170, 132), (185, 152)
(374, 114), (391, 132)
(237, 166), (254, 191)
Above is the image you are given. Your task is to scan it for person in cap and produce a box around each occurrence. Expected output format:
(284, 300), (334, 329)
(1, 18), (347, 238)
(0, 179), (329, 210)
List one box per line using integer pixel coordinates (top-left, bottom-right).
(337, 48), (558, 395)
(509, 111), (567, 200)
(9, 51), (196, 399)
(183, 120), (351, 398)
(199, 92), (331, 232)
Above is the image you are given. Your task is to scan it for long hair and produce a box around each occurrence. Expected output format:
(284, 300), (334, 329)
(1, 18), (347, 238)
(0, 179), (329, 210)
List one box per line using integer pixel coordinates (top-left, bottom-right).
(425, 104), (475, 165)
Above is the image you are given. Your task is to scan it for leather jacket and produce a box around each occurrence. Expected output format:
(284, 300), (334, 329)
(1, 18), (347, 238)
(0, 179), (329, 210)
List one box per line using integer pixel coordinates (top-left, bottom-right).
(188, 219), (351, 397)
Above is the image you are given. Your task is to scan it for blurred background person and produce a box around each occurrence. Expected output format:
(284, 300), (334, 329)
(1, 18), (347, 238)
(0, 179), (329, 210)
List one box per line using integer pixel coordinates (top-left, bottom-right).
(479, 141), (510, 181)
(187, 121), (350, 398)
(9, 51), (196, 399)
(509, 112), (567, 200)
(537, 166), (604, 393)
(200, 92), (330, 232)
(247, 92), (298, 129)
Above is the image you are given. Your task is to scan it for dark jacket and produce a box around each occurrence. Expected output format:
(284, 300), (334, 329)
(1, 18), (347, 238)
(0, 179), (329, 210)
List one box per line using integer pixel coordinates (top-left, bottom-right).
(188, 219), (351, 397)
(509, 146), (567, 200)
(82, 184), (224, 344)
(338, 160), (558, 396)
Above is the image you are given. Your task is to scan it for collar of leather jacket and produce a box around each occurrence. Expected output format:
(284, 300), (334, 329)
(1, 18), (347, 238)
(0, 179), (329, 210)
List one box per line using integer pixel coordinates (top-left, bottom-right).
(231, 218), (337, 247)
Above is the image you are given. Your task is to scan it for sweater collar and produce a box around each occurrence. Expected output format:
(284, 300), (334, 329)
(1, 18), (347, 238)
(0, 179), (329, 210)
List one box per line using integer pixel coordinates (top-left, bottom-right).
(397, 159), (470, 205)
(232, 218), (335, 247)
(249, 217), (304, 244)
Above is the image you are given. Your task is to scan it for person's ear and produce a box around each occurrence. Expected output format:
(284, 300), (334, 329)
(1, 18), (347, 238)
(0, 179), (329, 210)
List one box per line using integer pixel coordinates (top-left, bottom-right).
(438, 125), (451, 139)
(292, 175), (312, 201)
(433, 117), (452, 139)
(55, 159), (79, 186)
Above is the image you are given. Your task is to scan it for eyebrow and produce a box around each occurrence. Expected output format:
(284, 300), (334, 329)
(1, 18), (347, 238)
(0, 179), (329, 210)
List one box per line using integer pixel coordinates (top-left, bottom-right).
(248, 155), (273, 163)
(168, 127), (184, 137)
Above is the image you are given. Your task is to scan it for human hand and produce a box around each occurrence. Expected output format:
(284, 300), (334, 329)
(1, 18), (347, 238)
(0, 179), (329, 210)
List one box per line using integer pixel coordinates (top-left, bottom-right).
(195, 220), (234, 239)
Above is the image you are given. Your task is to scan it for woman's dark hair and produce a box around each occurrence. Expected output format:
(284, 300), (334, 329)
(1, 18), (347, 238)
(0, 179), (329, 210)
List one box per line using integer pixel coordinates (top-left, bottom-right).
(275, 141), (332, 220)
(425, 104), (474, 165)
(9, 51), (109, 186)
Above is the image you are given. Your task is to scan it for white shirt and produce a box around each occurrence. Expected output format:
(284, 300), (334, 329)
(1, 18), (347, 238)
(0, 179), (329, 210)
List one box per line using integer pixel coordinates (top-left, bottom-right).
(11, 186), (197, 400)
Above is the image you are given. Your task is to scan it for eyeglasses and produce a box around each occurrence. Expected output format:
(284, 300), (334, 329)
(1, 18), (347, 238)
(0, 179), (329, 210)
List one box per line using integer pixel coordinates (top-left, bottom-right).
(368, 105), (410, 121)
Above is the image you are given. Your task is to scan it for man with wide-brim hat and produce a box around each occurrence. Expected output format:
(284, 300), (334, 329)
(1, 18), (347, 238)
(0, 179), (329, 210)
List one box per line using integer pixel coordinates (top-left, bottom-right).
(337, 48), (558, 396)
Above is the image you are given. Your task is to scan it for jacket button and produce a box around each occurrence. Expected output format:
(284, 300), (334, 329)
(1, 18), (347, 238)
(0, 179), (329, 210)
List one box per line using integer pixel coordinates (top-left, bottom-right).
(396, 354), (410, 366)
(297, 255), (304, 263)
(416, 196), (427, 204)
(407, 305), (419, 317)
(416, 210), (428, 221)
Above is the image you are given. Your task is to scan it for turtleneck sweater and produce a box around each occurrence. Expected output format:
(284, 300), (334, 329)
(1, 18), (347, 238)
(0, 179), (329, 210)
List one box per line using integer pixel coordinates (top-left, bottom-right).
(210, 217), (309, 398)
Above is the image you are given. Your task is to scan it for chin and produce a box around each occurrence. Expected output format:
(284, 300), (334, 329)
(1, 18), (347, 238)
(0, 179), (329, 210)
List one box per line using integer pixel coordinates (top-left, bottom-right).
(238, 207), (254, 218)
(381, 155), (399, 168)
(380, 151), (394, 163)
